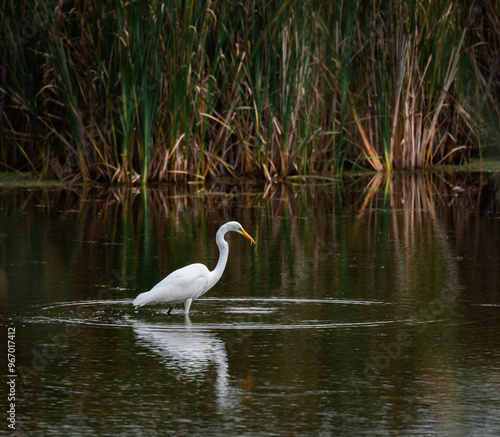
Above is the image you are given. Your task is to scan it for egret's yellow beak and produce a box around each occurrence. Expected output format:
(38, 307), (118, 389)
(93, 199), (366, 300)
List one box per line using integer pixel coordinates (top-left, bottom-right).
(241, 228), (256, 245)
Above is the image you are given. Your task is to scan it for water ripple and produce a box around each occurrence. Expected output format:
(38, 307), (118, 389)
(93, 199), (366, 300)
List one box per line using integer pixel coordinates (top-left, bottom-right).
(11, 297), (444, 331)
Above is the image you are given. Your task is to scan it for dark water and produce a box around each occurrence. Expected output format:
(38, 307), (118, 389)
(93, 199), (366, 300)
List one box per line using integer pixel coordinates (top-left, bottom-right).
(1, 173), (500, 436)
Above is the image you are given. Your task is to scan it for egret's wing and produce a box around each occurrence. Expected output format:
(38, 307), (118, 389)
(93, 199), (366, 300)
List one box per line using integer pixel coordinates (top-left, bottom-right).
(133, 263), (209, 307)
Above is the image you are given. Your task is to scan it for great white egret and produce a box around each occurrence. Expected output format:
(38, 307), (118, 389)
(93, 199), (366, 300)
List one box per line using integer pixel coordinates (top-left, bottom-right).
(133, 221), (256, 315)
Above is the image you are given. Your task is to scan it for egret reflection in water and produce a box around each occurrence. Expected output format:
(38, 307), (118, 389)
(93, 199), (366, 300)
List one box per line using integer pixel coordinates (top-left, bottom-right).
(133, 316), (236, 411)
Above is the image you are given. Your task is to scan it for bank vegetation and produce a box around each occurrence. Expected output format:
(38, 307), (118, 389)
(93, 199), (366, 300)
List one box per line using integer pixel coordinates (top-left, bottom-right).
(1, 0), (499, 183)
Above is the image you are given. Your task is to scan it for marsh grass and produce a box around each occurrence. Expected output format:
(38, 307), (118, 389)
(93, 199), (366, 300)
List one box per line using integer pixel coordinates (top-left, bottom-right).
(1, 0), (496, 183)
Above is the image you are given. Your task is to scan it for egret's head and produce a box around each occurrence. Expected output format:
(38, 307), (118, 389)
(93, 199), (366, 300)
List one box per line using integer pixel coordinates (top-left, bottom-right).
(225, 221), (256, 245)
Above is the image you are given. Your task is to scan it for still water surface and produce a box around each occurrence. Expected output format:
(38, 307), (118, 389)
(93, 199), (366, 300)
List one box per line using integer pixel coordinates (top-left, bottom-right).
(1, 173), (500, 436)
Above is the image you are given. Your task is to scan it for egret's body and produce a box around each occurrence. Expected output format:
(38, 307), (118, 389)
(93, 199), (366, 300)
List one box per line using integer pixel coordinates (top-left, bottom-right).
(133, 221), (255, 314)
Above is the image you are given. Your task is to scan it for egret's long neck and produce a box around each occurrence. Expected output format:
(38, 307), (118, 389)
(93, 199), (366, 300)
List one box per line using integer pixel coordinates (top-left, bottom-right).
(207, 228), (229, 290)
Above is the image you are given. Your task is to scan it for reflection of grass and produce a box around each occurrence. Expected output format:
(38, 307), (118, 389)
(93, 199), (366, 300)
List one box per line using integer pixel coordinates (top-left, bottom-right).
(2, 1), (498, 183)
(1, 172), (497, 306)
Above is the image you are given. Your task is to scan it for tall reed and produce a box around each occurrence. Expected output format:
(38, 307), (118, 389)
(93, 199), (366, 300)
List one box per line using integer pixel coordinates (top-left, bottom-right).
(0, 0), (494, 183)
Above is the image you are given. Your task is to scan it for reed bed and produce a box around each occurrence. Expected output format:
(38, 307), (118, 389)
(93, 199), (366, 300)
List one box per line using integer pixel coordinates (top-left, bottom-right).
(1, 0), (498, 183)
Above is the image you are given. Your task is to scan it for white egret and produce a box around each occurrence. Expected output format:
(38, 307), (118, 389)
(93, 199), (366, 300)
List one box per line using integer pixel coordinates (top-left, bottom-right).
(133, 221), (256, 315)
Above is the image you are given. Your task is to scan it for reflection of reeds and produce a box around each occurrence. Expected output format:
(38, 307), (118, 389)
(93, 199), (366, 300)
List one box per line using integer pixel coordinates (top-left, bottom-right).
(2, 172), (495, 304)
(1, 1), (494, 183)
(351, 173), (474, 306)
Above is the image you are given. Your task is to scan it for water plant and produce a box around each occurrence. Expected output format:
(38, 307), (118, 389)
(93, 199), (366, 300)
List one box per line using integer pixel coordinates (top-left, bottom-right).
(1, 0), (497, 183)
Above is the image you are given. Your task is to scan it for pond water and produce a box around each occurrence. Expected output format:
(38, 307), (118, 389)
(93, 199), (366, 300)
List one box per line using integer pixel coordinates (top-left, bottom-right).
(1, 172), (500, 436)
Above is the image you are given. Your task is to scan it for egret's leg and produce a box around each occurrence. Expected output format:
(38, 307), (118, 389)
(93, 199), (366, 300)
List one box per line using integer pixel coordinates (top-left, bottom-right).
(167, 304), (175, 316)
(184, 298), (193, 314)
